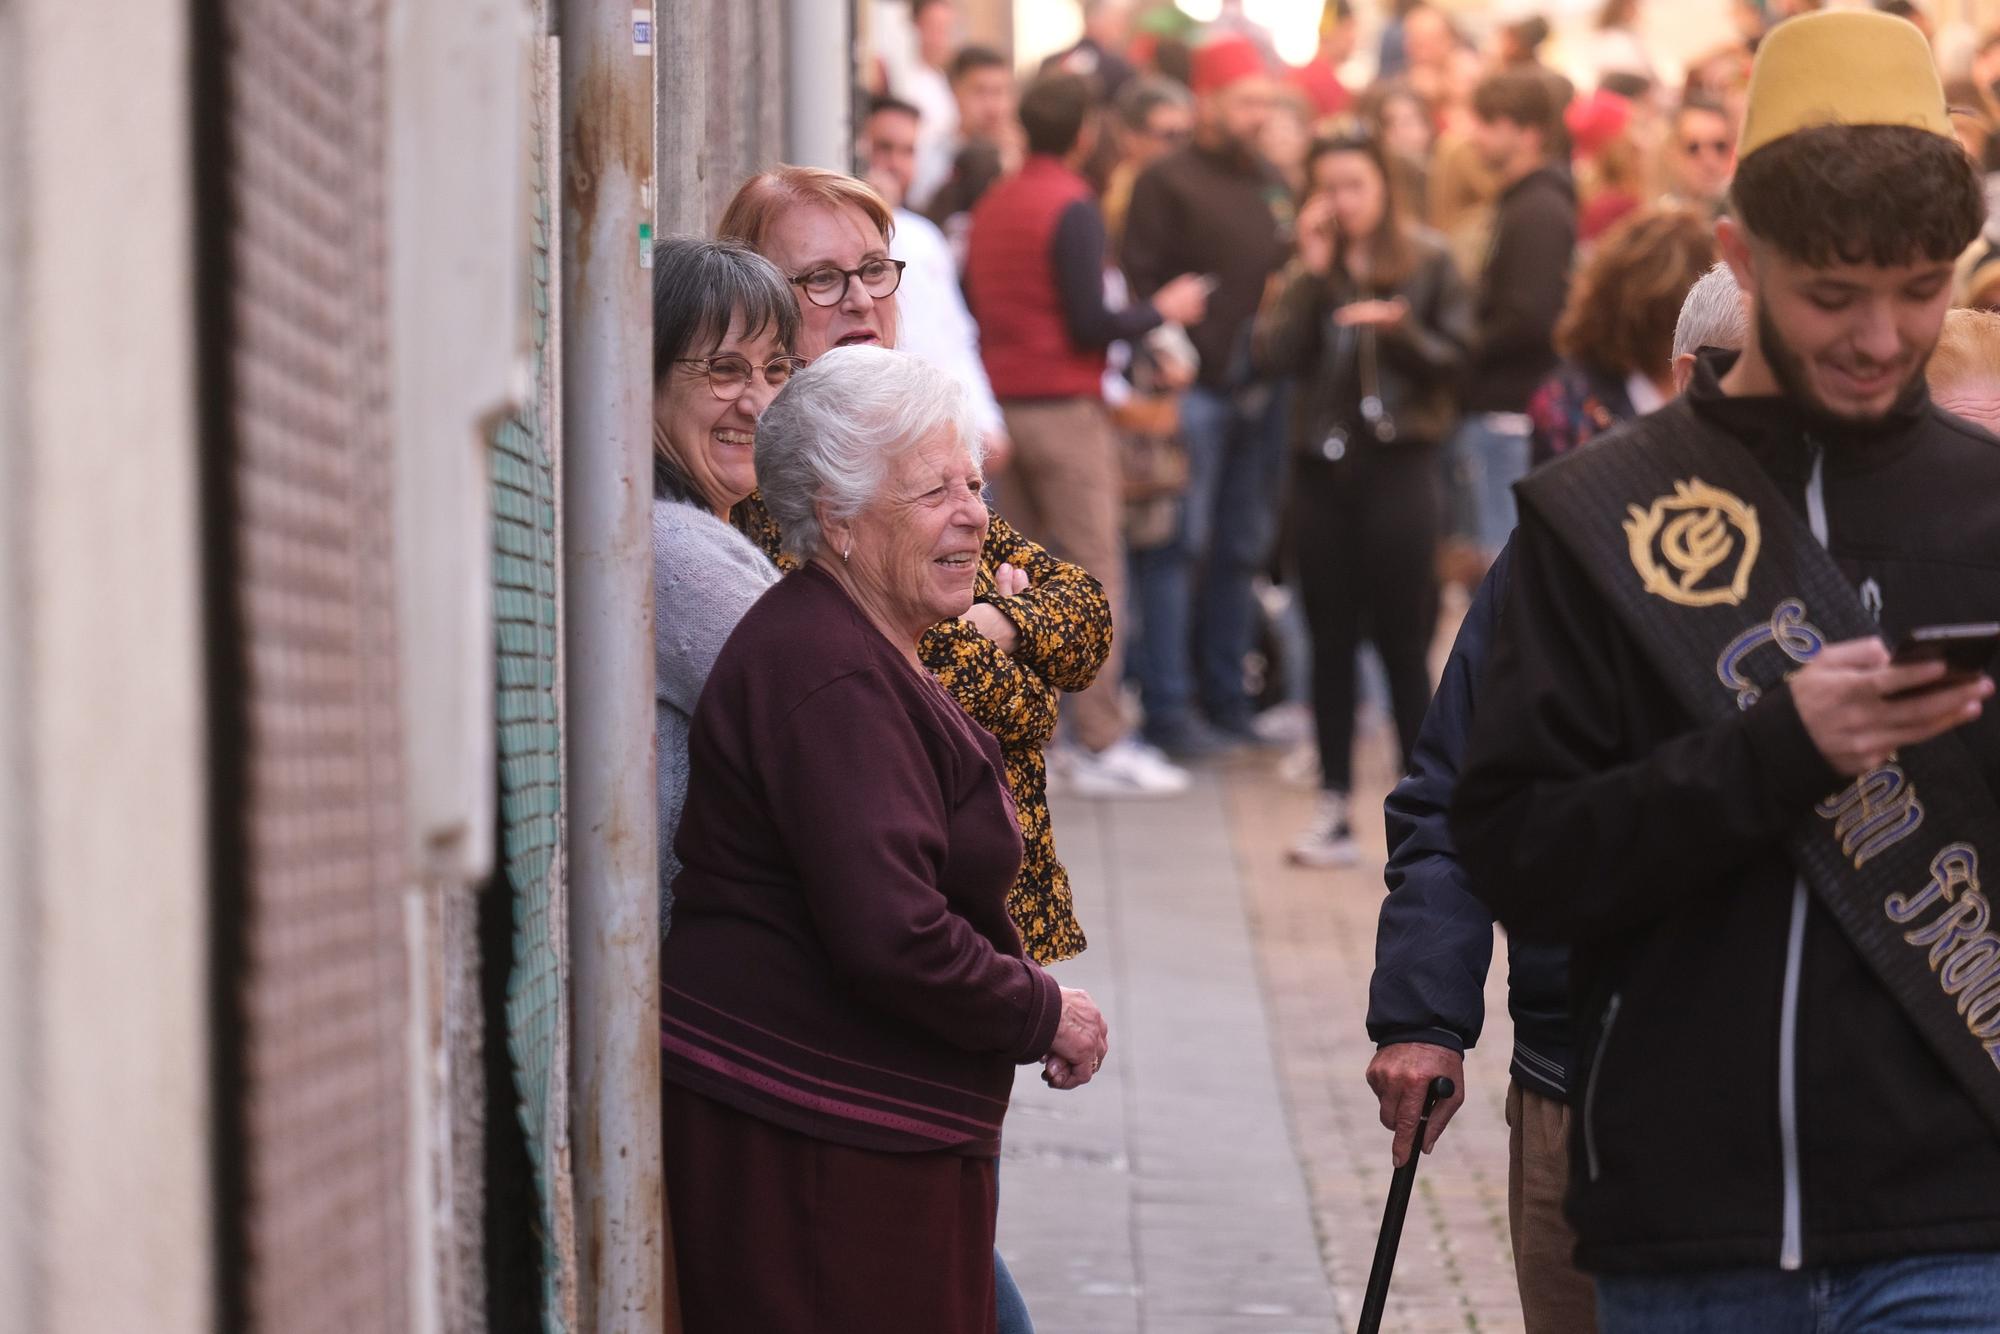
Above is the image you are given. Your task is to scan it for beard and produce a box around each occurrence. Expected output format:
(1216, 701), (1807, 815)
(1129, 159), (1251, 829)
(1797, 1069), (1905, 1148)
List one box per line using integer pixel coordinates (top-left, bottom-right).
(1755, 300), (1928, 436)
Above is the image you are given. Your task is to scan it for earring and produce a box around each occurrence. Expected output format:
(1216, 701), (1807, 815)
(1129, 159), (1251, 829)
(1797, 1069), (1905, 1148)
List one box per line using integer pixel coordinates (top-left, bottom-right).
(842, 544), (852, 564)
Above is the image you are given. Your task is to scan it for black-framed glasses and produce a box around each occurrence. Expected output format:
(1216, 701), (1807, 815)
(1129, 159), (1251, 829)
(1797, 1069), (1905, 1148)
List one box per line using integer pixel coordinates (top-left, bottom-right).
(789, 258), (906, 308)
(673, 353), (808, 401)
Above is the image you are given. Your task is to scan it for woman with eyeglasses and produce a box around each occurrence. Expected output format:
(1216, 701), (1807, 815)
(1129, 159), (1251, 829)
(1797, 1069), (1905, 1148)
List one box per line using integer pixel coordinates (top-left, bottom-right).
(718, 166), (1113, 972)
(649, 235), (802, 927)
(1258, 132), (1473, 868)
(717, 166), (1115, 1334)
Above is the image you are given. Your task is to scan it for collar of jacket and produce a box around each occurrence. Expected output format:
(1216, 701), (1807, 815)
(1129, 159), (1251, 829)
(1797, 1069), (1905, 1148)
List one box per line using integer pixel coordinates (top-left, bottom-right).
(1685, 346), (1930, 486)
(1500, 162), (1575, 207)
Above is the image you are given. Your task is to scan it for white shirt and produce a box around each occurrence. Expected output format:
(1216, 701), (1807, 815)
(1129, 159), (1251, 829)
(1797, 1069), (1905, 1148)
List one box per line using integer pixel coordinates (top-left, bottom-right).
(1625, 372), (1666, 417)
(896, 66), (959, 214)
(892, 208), (1005, 440)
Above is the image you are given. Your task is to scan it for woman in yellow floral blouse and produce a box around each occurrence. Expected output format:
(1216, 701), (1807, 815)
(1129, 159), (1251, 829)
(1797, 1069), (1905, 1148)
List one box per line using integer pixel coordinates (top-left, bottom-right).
(717, 165), (1110, 968)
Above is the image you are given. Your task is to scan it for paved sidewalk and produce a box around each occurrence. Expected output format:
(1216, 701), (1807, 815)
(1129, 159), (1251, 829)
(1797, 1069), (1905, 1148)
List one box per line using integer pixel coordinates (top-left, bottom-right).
(1001, 738), (1524, 1334)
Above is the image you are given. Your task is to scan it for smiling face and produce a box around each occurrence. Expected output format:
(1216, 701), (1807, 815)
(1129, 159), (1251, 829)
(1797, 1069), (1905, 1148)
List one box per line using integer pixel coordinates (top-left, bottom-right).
(1738, 237), (1954, 427)
(831, 429), (989, 643)
(761, 201), (900, 358)
(652, 309), (787, 515)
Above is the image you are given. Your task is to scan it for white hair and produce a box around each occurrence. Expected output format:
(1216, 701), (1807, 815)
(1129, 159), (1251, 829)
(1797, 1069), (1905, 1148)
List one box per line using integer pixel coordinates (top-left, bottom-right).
(754, 345), (982, 563)
(1672, 261), (1749, 363)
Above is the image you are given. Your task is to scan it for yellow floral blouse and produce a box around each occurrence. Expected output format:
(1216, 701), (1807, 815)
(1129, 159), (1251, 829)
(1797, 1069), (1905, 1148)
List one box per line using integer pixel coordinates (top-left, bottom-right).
(733, 492), (1111, 963)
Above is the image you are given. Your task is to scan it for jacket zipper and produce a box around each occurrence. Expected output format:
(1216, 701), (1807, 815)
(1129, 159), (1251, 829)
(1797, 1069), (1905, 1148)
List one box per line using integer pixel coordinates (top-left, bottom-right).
(1583, 992), (1622, 1183)
(1774, 442), (1829, 1270)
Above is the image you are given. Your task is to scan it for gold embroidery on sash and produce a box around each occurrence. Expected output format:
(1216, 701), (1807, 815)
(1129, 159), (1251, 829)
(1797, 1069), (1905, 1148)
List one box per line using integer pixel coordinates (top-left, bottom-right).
(1625, 478), (1761, 607)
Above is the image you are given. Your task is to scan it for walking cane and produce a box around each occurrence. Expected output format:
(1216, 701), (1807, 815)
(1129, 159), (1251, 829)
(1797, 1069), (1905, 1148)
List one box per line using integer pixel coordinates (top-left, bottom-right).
(1355, 1075), (1455, 1334)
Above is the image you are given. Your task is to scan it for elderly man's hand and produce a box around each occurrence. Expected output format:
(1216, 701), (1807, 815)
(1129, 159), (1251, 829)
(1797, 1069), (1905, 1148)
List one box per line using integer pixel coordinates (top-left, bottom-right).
(964, 563), (1029, 654)
(1791, 637), (1992, 776)
(1365, 1042), (1466, 1168)
(1044, 986), (1108, 1091)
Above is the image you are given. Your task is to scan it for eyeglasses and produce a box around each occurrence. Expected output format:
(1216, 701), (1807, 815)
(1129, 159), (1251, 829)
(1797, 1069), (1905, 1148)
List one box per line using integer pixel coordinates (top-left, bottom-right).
(673, 354), (809, 401)
(789, 258), (906, 308)
(1682, 138), (1732, 157)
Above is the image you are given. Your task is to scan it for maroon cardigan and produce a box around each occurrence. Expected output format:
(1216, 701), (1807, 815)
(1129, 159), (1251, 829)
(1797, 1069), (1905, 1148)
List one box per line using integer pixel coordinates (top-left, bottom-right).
(660, 563), (1062, 1156)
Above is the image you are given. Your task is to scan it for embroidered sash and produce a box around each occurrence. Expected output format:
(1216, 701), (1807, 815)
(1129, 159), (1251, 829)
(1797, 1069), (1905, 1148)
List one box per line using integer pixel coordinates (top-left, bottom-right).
(1520, 402), (2000, 1137)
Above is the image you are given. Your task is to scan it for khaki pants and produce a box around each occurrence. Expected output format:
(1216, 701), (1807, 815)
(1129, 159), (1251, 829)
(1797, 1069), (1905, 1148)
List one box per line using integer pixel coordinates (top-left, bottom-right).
(1507, 1079), (1598, 1334)
(996, 397), (1127, 754)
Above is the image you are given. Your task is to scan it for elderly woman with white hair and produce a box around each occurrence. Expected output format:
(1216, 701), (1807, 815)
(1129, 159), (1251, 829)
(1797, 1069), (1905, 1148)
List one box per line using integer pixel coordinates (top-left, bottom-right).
(659, 345), (1110, 1334)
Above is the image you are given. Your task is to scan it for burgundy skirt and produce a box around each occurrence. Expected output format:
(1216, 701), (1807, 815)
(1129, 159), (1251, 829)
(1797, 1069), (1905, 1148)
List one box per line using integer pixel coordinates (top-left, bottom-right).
(663, 1081), (999, 1334)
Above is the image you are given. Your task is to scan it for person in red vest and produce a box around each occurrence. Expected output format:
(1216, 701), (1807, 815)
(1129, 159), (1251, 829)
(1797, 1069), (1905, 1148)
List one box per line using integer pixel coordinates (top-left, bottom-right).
(965, 72), (1210, 798)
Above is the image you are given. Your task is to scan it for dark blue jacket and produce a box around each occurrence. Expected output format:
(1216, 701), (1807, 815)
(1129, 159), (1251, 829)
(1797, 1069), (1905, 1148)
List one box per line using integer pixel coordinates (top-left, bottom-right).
(1368, 538), (1571, 1099)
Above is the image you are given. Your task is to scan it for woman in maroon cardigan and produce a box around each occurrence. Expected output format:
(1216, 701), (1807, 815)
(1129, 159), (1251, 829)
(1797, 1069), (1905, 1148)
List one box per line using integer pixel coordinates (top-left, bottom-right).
(660, 345), (1110, 1333)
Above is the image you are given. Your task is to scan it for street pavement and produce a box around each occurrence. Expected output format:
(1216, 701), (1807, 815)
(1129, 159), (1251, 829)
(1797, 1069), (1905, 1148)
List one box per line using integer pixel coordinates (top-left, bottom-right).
(1001, 730), (1525, 1334)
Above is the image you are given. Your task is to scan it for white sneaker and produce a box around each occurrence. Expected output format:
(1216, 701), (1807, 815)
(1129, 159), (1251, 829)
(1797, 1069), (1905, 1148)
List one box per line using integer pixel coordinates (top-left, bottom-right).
(1067, 738), (1193, 799)
(1288, 793), (1359, 867)
(1044, 743), (1079, 796)
(1277, 741), (1321, 790)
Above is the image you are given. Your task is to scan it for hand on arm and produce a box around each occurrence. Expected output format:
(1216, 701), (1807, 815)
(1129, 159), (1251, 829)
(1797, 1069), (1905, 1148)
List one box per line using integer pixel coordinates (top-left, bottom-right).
(973, 515), (1112, 693)
(963, 562), (1031, 655)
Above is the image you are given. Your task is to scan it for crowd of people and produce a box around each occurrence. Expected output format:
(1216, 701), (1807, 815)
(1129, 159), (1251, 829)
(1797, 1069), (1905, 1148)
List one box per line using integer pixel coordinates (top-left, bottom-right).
(646, 1), (2000, 1331)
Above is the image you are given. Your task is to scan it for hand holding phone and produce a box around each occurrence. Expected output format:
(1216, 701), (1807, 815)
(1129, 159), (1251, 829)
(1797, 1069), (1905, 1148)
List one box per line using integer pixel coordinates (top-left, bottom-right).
(1887, 623), (2000, 699)
(1792, 635), (1993, 777)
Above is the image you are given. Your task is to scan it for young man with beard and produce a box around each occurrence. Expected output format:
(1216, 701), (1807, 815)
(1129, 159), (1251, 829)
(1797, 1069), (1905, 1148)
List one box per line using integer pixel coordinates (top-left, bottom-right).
(1120, 33), (1291, 756)
(1452, 11), (2000, 1329)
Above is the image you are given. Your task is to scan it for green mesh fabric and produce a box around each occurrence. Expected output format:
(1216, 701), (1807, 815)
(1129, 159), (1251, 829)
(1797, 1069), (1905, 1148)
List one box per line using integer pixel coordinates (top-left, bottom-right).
(491, 40), (568, 1329)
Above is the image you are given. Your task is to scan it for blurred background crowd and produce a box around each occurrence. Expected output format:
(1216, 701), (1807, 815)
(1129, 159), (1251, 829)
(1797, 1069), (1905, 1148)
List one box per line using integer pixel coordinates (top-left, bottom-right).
(835, 0), (2000, 866)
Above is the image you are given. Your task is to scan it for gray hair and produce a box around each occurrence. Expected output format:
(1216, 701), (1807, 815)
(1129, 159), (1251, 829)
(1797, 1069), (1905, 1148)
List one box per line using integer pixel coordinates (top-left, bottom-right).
(754, 346), (982, 563)
(1672, 261), (1749, 363)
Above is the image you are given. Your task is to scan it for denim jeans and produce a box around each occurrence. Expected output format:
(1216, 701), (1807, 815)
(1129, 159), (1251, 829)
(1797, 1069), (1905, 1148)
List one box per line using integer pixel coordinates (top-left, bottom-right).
(1596, 1252), (2000, 1334)
(995, 1247), (1034, 1334)
(1129, 383), (1287, 735)
(1444, 414), (1531, 554)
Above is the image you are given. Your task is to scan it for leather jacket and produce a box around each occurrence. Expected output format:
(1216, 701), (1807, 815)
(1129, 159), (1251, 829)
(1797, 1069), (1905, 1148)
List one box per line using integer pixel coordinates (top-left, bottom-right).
(1257, 231), (1475, 455)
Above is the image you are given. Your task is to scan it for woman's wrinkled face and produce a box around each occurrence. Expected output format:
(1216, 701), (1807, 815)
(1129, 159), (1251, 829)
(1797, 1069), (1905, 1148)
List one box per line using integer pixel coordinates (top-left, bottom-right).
(761, 202), (900, 359)
(1313, 148), (1388, 245)
(652, 309), (786, 515)
(841, 429), (988, 640)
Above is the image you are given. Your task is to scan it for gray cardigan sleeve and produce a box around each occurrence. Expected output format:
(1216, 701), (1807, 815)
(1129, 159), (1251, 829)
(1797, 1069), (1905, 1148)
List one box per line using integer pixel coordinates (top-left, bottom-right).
(653, 499), (780, 715)
(655, 498), (779, 930)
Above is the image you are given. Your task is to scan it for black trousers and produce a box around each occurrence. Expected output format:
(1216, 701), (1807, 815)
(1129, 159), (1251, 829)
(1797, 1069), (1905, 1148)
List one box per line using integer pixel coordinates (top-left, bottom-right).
(1290, 442), (1441, 793)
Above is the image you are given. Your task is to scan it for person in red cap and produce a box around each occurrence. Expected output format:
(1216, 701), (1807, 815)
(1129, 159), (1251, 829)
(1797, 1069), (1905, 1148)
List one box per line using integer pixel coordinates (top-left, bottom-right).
(1120, 32), (1292, 758)
(1567, 88), (1645, 245)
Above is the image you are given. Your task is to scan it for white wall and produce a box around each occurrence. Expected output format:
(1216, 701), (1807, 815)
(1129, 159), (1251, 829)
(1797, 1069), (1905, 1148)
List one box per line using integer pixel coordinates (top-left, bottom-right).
(9, 3), (213, 1332)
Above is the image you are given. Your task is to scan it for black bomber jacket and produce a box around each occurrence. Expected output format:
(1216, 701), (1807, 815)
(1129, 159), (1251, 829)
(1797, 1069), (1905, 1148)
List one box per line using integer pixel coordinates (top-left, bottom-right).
(1451, 353), (2000, 1275)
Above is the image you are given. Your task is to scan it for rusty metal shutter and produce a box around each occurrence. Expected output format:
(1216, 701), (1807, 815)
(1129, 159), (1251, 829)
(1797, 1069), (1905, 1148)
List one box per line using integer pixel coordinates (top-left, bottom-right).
(210, 2), (412, 1329)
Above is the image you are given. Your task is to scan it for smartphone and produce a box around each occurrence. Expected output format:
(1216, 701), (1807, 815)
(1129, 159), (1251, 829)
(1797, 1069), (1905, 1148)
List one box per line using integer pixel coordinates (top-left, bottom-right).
(1196, 274), (1221, 296)
(1886, 622), (2000, 698)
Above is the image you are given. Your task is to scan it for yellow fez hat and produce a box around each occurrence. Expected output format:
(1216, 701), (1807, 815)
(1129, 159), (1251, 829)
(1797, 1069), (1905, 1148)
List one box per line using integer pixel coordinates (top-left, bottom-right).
(1738, 9), (1955, 161)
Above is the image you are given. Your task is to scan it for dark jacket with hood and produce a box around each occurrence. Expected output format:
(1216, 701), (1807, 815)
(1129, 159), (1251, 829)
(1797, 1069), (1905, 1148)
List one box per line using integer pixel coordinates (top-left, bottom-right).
(1466, 163), (1577, 414)
(1371, 537), (1573, 1100)
(1450, 352), (2000, 1275)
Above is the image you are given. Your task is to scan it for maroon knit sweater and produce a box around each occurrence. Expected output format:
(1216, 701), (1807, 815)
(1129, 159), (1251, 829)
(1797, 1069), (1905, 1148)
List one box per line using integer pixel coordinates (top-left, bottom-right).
(660, 563), (1062, 1157)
